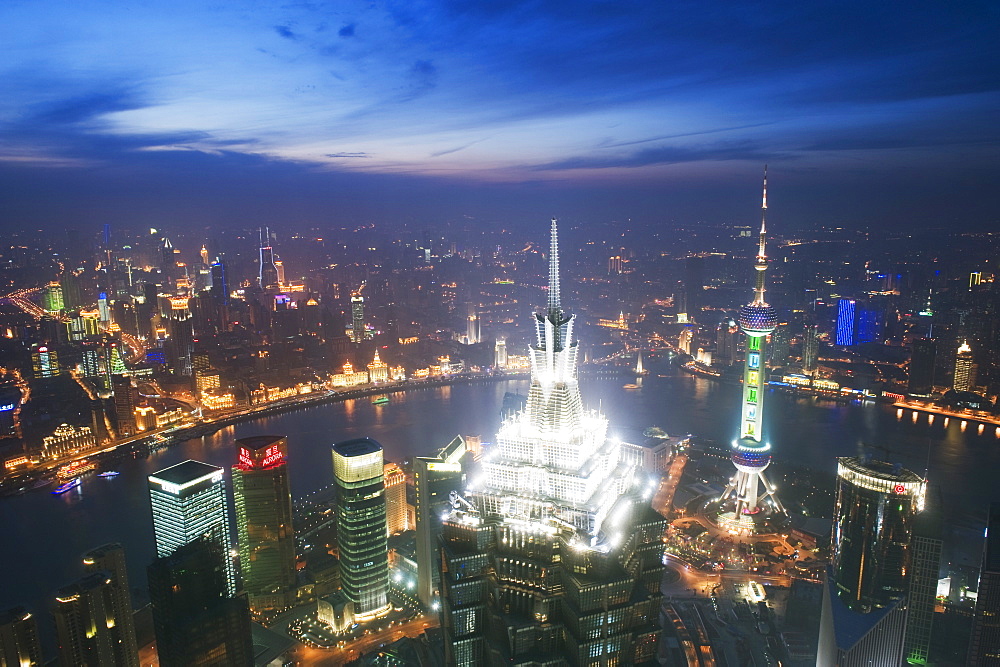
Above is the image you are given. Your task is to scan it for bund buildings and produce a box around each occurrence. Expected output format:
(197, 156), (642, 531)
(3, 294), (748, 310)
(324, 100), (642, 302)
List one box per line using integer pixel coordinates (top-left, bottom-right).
(438, 220), (665, 665)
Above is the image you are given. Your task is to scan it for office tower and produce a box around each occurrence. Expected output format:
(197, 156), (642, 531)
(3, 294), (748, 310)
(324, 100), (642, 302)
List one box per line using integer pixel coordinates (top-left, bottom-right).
(200, 244), (209, 266)
(332, 437), (390, 621)
(414, 435), (466, 607)
(441, 219), (665, 665)
(233, 436), (297, 613)
(43, 281), (64, 314)
(857, 300), (884, 344)
(803, 321), (819, 375)
(148, 460), (236, 597)
(82, 544), (139, 666)
(52, 572), (129, 666)
(819, 457), (927, 666)
(836, 298), (857, 346)
(718, 170), (786, 525)
(384, 463), (408, 536)
(906, 497), (943, 665)
(832, 457), (926, 611)
(147, 538), (253, 667)
(0, 607), (42, 667)
(955, 340), (975, 392)
(111, 375), (138, 438)
(969, 503), (1000, 664)
(258, 228), (279, 290)
(494, 337), (507, 368)
(209, 260), (228, 306)
(715, 317), (738, 366)
(274, 257), (285, 286)
(351, 291), (365, 343)
(909, 337), (937, 395)
(165, 297), (193, 375)
(31, 345), (59, 379)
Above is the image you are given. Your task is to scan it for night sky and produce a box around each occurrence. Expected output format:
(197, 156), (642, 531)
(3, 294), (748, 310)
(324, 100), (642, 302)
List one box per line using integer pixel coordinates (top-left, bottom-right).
(2, 1), (998, 232)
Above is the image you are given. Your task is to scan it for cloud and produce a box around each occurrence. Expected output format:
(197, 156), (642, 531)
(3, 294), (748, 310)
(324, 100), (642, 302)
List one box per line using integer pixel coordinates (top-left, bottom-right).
(326, 152), (371, 158)
(533, 142), (778, 171)
(274, 25), (300, 40)
(338, 23), (355, 37)
(430, 137), (488, 158)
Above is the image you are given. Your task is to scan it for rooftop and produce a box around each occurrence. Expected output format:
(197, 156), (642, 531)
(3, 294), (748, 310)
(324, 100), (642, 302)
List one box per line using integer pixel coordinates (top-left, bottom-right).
(236, 435), (286, 451)
(332, 437), (382, 458)
(149, 459), (223, 486)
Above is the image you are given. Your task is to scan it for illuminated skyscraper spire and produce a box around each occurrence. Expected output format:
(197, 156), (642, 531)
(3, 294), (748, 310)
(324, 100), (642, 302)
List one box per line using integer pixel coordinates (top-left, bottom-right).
(719, 168), (786, 524)
(547, 217), (561, 317)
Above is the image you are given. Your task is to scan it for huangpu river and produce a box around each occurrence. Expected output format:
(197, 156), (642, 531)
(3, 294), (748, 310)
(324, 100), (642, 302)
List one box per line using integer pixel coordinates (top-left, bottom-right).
(1, 371), (995, 625)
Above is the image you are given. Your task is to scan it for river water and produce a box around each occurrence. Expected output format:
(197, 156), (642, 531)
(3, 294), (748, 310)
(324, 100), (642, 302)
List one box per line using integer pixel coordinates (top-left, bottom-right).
(1, 371), (995, 621)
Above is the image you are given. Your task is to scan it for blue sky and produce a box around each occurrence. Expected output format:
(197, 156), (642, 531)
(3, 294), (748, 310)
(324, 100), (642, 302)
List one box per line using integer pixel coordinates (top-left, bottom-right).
(1, 0), (998, 231)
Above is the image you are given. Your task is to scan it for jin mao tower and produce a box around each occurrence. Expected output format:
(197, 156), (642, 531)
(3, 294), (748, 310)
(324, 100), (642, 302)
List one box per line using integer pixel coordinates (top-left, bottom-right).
(439, 219), (665, 666)
(718, 169), (786, 527)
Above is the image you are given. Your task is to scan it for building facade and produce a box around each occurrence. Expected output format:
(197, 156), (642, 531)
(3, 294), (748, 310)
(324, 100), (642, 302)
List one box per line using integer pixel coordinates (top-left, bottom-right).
(233, 435), (298, 613)
(969, 502), (1000, 664)
(81, 544), (139, 666)
(332, 437), (390, 621)
(148, 460), (236, 597)
(0, 607), (42, 667)
(414, 435), (466, 608)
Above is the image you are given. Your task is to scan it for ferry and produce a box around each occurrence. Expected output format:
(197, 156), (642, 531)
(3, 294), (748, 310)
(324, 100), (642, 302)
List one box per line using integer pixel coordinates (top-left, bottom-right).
(371, 395), (390, 405)
(52, 478), (81, 495)
(57, 460), (97, 480)
(622, 383), (639, 390)
(97, 471), (120, 478)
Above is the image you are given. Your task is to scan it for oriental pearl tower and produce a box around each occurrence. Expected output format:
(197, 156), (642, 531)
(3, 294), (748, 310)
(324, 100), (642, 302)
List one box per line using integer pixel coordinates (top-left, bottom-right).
(717, 168), (787, 529)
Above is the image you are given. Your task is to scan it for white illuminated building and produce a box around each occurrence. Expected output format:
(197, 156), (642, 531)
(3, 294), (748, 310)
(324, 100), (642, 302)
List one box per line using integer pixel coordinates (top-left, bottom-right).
(148, 459), (236, 596)
(472, 219), (641, 544)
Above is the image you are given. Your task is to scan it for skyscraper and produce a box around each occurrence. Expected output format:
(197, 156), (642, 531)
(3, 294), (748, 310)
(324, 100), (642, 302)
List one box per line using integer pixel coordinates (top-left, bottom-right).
(384, 462), (408, 536)
(954, 340), (975, 392)
(351, 291), (365, 343)
(147, 538), (253, 667)
(802, 321), (819, 375)
(52, 572), (129, 667)
(0, 607), (42, 667)
(332, 437), (390, 621)
(258, 228), (279, 290)
(969, 503), (1000, 665)
(909, 337), (937, 395)
(148, 460), (236, 597)
(233, 435), (297, 613)
(441, 219), (665, 665)
(414, 435), (466, 607)
(81, 544), (139, 666)
(836, 298), (857, 346)
(715, 316), (738, 366)
(718, 169), (786, 526)
(465, 302), (479, 344)
(819, 457), (928, 666)
(832, 457), (926, 612)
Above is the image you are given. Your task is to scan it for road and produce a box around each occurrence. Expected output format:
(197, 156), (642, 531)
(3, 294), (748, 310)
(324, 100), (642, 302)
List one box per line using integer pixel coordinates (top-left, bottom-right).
(286, 616), (439, 665)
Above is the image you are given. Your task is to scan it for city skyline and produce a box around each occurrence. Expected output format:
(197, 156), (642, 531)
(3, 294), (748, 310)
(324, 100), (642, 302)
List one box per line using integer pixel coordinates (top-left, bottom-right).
(1, 2), (998, 231)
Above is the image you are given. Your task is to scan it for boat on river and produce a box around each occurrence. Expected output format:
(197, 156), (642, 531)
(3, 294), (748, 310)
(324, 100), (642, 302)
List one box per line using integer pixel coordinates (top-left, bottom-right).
(52, 478), (81, 495)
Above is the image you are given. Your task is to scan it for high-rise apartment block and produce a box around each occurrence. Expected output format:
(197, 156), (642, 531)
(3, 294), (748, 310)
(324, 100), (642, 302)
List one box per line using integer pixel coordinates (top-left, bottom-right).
(332, 437), (390, 621)
(81, 543), (139, 666)
(0, 607), (42, 667)
(52, 572), (132, 667)
(148, 460), (236, 597)
(233, 435), (298, 613)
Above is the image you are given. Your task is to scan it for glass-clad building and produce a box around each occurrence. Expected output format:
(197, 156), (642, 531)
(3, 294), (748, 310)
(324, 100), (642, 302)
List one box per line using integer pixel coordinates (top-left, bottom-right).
(832, 457), (926, 612)
(332, 437), (390, 620)
(233, 435), (297, 613)
(148, 460), (236, 597)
